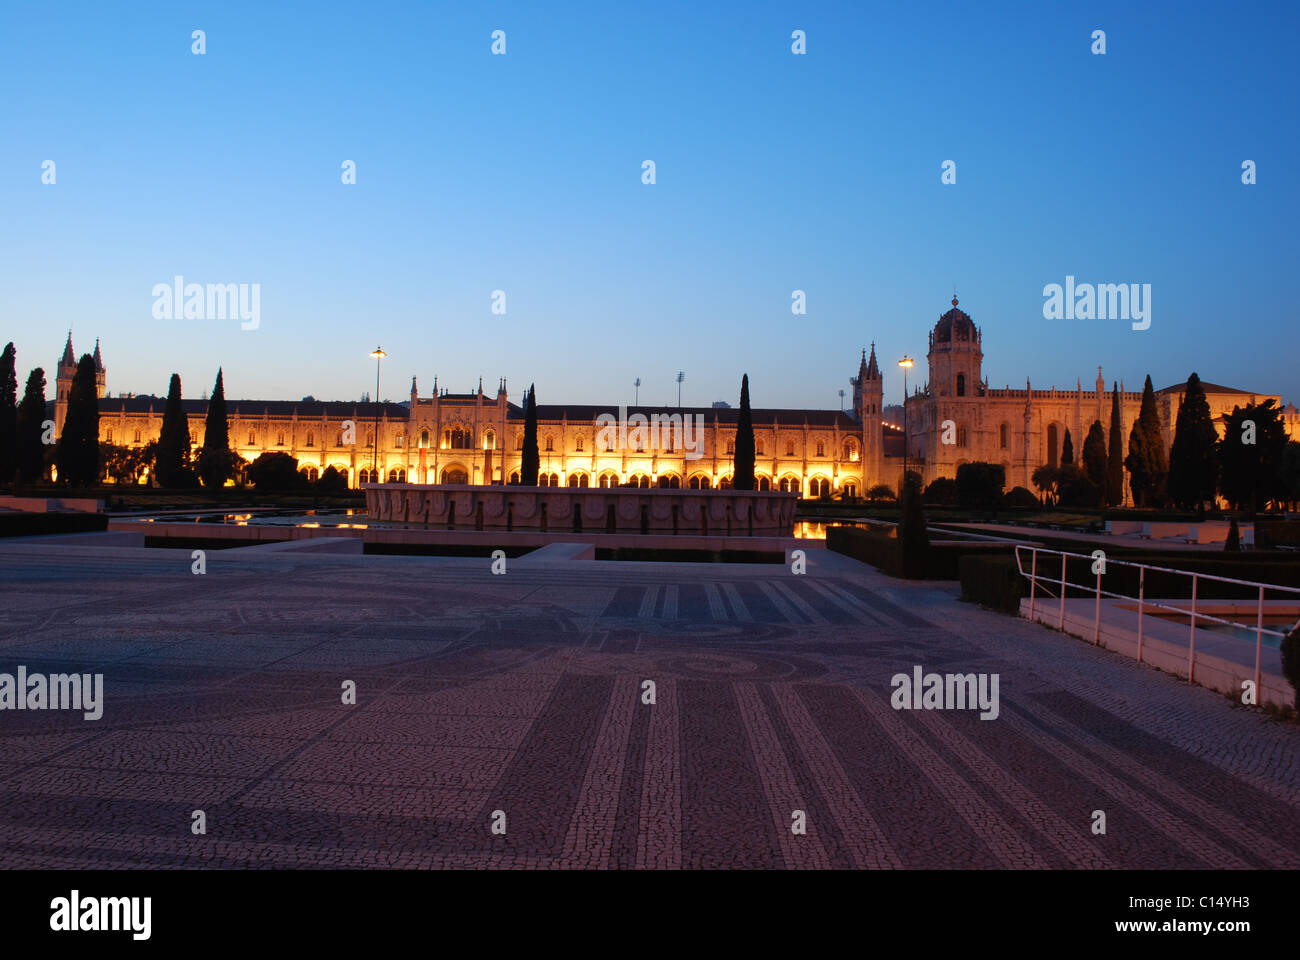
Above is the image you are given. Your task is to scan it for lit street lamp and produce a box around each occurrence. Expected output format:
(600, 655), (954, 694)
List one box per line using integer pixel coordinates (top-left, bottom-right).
(370, 347), (386, 483)
(898, 356), (914, 493)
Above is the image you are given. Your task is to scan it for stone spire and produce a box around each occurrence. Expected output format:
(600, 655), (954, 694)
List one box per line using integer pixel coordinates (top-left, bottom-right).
(865, 342), (881, 379)
(61, 331), (75, 367)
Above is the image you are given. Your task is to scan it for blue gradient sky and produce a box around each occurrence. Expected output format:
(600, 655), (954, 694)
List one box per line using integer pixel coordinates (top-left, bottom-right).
(2, 1), (1296, 411)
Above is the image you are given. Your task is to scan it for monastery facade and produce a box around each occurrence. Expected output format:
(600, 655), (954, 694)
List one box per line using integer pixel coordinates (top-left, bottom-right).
(55, 297), (1297, 497)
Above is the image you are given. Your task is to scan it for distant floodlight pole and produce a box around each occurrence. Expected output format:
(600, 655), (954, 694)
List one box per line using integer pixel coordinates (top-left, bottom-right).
(634, 377), (641, 406)
(370, 347), (386, 482)
(838, 388), (845, 412)
(898, 356), (914, 490)
(676, 371), (685, 408)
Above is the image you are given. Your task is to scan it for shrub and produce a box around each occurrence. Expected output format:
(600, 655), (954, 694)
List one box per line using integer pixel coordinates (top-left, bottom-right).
(956, 462), (1005, 508)
(247, 452), (307, 491)
(316, 465), (349, 494)
(1003, 486), (1040, 509)
(923, 477), (958, 506)
(867, 483), (896, 501)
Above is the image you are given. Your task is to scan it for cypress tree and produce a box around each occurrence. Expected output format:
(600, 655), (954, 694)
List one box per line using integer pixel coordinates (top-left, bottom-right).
(15, 368), (47, 485)
(1218, 399), (1288, 516)
(520, 384), (539, 486)
(1082, 420), (1107, 490)
(1125, 375), (1163, 506)
(0, 343), (17, 485)
(1167, 372), (1219, 512)
(733, 373), (756, 490)
(1060, 428), (1074, 467)
(55, 354), (99, 486)
(898, 469), (930, 578)
(154, 374), (187, 487)
(198, 368), (235, 488)
(1106, 383), (1124, 507)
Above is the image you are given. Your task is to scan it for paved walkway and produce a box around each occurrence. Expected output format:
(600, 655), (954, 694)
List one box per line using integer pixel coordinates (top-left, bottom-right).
(0, 539), (1296, 868)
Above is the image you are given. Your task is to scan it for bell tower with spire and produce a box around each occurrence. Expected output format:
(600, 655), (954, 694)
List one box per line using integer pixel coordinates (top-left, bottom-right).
(852, 343), (884, 486)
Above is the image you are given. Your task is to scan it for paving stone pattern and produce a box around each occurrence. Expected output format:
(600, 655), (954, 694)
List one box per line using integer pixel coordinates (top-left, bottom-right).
(0, 544), (1296, 869)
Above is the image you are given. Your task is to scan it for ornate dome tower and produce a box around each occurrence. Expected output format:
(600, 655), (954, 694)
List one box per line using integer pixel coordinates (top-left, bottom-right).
(927, 296), (983, 398)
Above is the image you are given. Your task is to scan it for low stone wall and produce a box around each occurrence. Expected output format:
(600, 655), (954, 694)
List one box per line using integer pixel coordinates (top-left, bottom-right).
(362, 483), (798, 535)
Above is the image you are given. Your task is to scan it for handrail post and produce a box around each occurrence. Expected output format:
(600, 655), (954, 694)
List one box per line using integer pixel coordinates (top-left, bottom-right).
(1188, 573), (1198, 683)
(1255, 584), (1265, 701)
(1094, 563), (1102, 645)
(1028, 548), (1038, 621)
(1137, 566), (1145, 663)
(1059, 552), (1067, 630)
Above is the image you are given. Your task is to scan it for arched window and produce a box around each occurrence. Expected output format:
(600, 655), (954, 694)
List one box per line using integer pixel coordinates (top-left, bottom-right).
(510, 471), (521, 484)
(133, 429), (142, 443)
(276, 431), (285, 446)
(387, 468), (406, 483)
(516, 434), (524, 450)
(545, 436), (553, 451)
(756, 440), (764, 455)
(759, 476), (771, 491)
(575, 435), (583, 452)
(419, 430), (430, 449)
(302, 466), (319, 482)
(306, 432), (315, 447)
(395, 434), (404, 448)
(106, 428), (113, 443)
(484, 431), (495, 450)
(999, 423), (1008, 449)
(957, 373), (966, 397)
(842, 482), (857, 498)
(811, 477), (830, 498)
(842, 440), (858, 461)
(816, 441), (824, 457)
(599, 474), (611, 488)
(719, 476), (733, 489)
(247, 431), (255, 446)
(785, 440), (795, 456)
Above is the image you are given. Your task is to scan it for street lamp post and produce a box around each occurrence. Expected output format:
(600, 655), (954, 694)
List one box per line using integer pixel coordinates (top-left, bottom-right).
(370, 347), (386, 484)
(898, 356), (914, 494)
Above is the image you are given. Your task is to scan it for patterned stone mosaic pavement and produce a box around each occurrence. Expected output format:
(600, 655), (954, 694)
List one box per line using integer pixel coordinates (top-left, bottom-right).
(0, 541), (1297, 869)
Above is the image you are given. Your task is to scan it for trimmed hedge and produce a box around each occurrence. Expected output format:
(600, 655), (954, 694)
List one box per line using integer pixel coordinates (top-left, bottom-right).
(0, 512), (109, 538)
(959, 550), (1300, 613)
(959, 555), (1027, 612)
(827, 525), (1015, 579)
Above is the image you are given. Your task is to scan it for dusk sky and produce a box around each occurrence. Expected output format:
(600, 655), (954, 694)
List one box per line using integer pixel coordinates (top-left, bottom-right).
(2, 0), (1296, 411)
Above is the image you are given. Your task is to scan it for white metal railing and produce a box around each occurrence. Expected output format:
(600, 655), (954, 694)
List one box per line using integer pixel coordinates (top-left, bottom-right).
(1015, 545), (1300, 693)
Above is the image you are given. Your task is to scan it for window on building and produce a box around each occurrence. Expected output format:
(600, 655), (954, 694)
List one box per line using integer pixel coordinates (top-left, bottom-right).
(419, 430), (430, 449)
(575, 436), (583, 452)
(816, 441), (824, 456)
(106, 429), (113, 443)
(957, 425), (968, 448)
(366, 432), (374, 448)
(516, 434), (524, 450)
(759, 476), (771, 491)
(395, 434), (404, 448)
(999, 423), (1008, 449)
(545, 436), (553, 451)
(190, 432), (196, 444)
(306, 432), (315, 447)
(133, 429), (141, 443)
(785, 441), (795, 456)
(756, 441), (764, 455)
(247, 431), (256, 446)
(484, 431), (495, 450)
(957, 373), (966, 397)
(276, 432), (285, 446)
(726, 439), (735, 455)
(336, 431), (344, 447)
